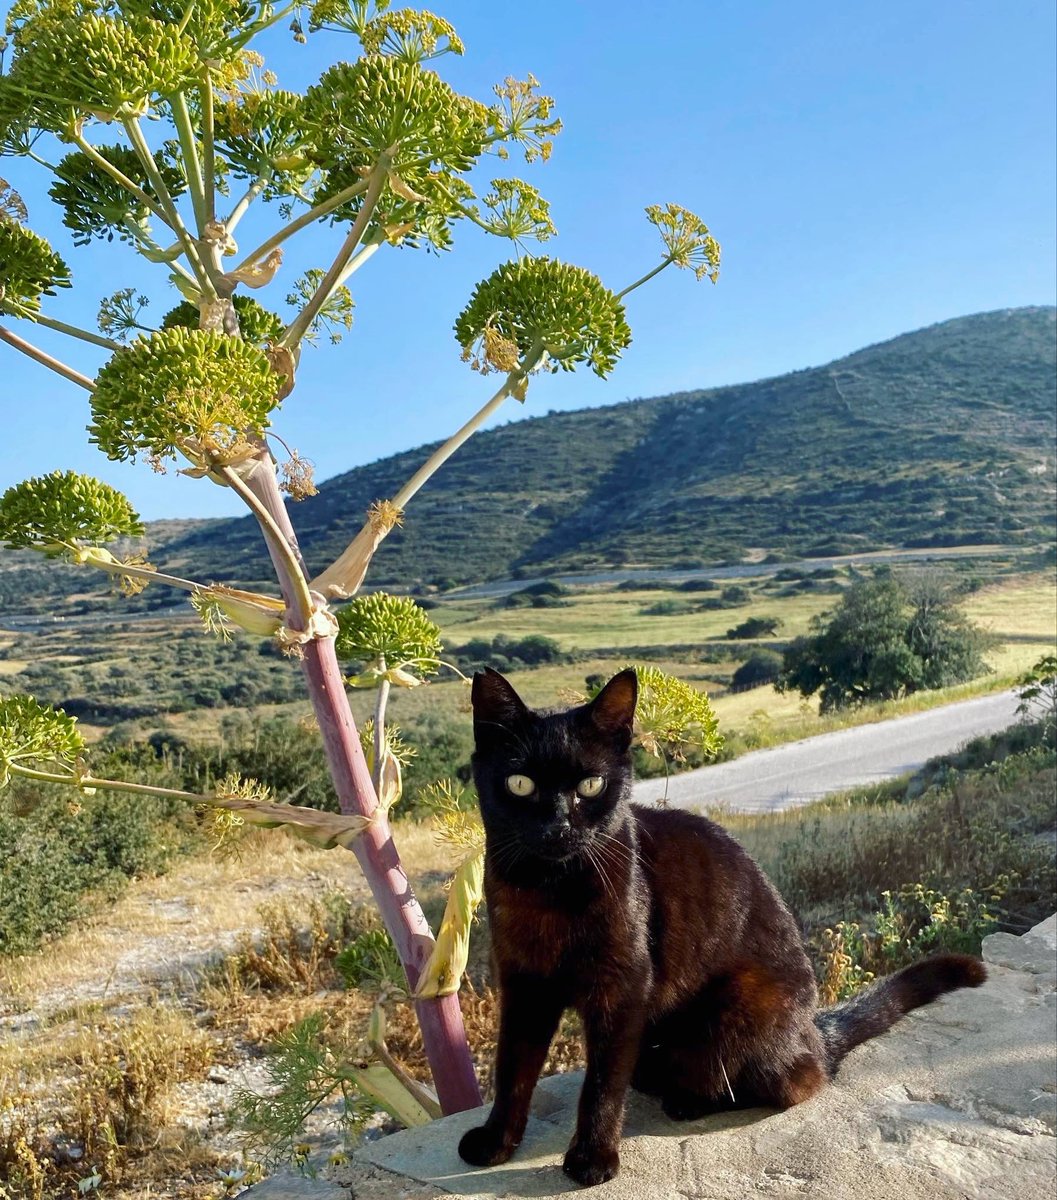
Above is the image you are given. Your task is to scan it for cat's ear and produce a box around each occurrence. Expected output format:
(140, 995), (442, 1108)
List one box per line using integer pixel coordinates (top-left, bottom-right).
(587, 669), (638, 741)
(472, 668), (530, 740)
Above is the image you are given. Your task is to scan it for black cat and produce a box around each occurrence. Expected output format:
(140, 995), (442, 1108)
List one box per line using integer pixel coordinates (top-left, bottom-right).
(457, 667), (986, 1187)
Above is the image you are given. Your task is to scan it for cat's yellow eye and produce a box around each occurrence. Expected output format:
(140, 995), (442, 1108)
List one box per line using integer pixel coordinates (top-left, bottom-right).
(505, 774), (536, 797)
(576, 776), (606, 799)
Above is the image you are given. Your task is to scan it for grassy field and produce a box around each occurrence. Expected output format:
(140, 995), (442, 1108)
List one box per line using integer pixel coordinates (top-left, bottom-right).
(0, 565), (1053, 765)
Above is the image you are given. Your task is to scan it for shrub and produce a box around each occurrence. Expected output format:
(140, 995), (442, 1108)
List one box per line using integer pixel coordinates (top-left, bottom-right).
(726, 616), (781, 639)
(731, 649), (784, 691)
(640, 599), (695, 616)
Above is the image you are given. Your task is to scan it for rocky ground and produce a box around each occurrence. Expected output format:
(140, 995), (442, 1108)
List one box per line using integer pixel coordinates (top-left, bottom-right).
(314, 916), (1057, 1200)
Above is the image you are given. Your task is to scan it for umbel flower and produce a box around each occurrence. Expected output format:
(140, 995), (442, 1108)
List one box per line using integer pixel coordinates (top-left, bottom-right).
(630, 664), (723, 761)
(335, 592), (442, 684)
(0, 2), (199, 132)
(0, 220), (72, 317)
(303, 54), (487, 241)
(89, 327), (283, 467)
(0, 470), (144, 552)
(0, 694), (85, 789)
(646, 203), (721, 283)
(49, 144), (187, 247)
(213, 88), (315, 202)
(455, 257), (631, 378)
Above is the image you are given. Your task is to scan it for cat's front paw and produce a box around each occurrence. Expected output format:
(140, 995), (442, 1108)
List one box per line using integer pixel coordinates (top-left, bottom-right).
(458, 1124), (515, 1168)
(562, 1140), (620, 1187)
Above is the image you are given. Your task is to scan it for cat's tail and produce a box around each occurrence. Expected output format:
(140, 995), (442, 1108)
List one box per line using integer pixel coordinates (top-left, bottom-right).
(814, 954), (987, 1074)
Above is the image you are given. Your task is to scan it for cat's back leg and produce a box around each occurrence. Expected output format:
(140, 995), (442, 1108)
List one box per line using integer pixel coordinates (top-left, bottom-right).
(639, 965), (826, 1120)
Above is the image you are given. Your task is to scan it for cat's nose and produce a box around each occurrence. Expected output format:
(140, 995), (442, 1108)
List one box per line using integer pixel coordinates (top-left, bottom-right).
(545, 818), (572, 843)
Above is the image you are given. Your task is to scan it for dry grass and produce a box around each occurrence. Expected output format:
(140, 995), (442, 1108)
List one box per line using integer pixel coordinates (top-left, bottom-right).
(0, 818), (462, 1198)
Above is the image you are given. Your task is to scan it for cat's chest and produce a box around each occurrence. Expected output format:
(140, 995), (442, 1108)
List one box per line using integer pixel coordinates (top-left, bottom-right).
(487, 886), (609, 978)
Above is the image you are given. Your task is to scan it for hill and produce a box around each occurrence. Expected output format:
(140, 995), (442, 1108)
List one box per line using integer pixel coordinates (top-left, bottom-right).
(2, 306), (1054, 611)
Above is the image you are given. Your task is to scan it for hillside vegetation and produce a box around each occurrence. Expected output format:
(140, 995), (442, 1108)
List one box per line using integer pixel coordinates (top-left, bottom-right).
(1, 308), (1053, 617)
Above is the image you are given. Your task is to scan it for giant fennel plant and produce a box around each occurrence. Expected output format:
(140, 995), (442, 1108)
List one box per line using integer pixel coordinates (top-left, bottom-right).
(0, 0), (722, 1132)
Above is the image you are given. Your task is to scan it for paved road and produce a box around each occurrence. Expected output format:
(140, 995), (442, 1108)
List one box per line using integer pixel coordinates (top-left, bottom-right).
(448, 546), (1008, 600)
(631, 690), (1023, 813)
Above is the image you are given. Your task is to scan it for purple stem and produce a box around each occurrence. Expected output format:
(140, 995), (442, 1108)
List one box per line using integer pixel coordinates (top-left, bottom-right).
(241, 452), (482, 1115)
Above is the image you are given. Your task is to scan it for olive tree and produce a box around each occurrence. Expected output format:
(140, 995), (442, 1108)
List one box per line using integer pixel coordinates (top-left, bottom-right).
(0, 0), (720, 1117)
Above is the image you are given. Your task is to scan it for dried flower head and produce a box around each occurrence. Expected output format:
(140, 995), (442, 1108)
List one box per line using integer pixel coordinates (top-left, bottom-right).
(278, 449), (319, 500)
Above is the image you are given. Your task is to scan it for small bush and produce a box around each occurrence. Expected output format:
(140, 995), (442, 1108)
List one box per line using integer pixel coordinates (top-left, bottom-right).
(640, 599), (695, 616)
(731, 649), (783, 691)
(726, 616), (781, 639)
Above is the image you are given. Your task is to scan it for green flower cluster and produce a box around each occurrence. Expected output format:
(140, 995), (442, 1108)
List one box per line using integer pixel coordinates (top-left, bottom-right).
(475, 178), (555, 245)
(89, 327), (281, 464)
(213, 88), (315, 202)
(161, 296), (284, 347)
(0, 220), (72, 317)
(0, 470), (144, 551)
(335, 592), (442, 677)
(646, 203), (721, 283)
(630, 664), (722, 761)
(285, 270), (354, 344)
(303, 55), (487, 246)
(49, 143), (187, 247)
(359, 7), (464, 62)
(0, 2), (199, 133)
(454, 257), (631, 378)
(0, 694), (85, 788)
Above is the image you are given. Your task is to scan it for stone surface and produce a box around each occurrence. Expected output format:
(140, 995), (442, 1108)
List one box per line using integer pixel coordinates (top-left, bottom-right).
(346, 915), (1057, 1200)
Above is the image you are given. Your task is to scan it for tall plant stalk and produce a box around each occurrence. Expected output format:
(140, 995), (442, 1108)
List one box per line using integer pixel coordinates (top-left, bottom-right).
(240, 452), (482, 1112)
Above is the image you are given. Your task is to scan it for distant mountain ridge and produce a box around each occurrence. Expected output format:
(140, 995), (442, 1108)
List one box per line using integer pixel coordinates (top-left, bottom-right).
(157, 306), (1054, 589)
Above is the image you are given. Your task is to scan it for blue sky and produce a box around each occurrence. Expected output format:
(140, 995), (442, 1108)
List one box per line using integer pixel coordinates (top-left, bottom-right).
(1, 0), (1055, 521)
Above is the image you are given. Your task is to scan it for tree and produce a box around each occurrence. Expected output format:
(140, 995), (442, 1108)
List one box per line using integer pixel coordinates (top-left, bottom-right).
(777, 574), (991, 712)
(0, 0), (720, 1126)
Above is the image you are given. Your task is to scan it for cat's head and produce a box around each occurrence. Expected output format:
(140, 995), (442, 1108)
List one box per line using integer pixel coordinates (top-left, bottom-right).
(470, 668), (638, 877)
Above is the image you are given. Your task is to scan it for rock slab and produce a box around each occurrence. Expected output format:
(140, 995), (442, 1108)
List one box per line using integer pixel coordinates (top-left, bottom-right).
(346, 915), (1057, 1200)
